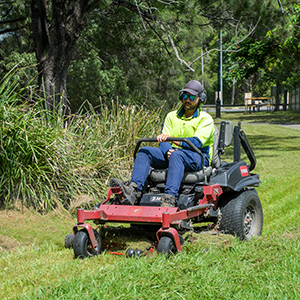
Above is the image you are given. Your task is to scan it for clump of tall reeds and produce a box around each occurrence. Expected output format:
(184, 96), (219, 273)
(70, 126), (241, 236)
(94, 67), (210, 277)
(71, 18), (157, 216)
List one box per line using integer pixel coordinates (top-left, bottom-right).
(0, 70), (161, 212)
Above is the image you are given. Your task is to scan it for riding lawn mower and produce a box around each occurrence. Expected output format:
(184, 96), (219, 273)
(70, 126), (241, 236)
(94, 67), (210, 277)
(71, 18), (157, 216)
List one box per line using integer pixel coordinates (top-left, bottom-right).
(65, 120), (263, 258)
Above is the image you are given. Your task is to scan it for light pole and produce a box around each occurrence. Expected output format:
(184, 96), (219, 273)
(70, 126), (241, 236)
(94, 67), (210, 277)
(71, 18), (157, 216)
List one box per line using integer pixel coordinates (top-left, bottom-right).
(216, 30), (222, 118)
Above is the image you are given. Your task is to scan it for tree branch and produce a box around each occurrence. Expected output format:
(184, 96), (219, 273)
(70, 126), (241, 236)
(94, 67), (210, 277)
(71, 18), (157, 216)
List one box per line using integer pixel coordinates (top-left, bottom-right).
(113, 0), (195, 70)
(277, 0), (287, 14)
(189, 18), (261, 67)
(113, 0), (261, 73)
(0, 17), (26, 25)
(112, 0), (154, 20)
(1, 3), (12, 19)
(143, 18), (171, 55)
(159, 23), (195, 72)
(0, 26), (26, 35)
(86, 0), (102, 13)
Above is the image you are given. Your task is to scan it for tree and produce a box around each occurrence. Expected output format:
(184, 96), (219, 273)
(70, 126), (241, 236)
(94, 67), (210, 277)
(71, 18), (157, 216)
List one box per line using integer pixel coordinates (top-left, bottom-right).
(30, 0), (276, 112)
(2, 0), (296, 112)
(30, 0), (100, 115)
(30, 0), (209, 112)
(220, 1), (300, 107)
(0, 1), (32, 70)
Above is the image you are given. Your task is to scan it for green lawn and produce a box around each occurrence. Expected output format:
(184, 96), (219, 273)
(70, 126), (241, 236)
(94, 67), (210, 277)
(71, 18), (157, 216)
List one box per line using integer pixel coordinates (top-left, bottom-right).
(1, 112), (300, 300)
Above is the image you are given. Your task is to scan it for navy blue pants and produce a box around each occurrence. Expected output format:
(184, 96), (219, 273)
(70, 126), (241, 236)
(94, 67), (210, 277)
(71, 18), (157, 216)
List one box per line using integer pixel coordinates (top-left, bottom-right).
(131, 146), (209, 197)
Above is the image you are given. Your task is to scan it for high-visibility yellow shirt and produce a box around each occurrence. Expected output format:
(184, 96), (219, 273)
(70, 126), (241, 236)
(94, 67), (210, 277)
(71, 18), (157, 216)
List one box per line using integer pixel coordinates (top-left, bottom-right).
(162, 106), (215, 163)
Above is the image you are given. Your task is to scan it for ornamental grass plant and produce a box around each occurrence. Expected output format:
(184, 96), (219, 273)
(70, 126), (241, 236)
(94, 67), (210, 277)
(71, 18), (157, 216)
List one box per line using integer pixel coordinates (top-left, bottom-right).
(0, 70), (161, 212)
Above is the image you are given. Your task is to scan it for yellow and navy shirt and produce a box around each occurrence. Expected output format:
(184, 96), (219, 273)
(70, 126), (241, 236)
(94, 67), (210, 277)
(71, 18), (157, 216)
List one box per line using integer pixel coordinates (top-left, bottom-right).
(161, 106), (215, 163)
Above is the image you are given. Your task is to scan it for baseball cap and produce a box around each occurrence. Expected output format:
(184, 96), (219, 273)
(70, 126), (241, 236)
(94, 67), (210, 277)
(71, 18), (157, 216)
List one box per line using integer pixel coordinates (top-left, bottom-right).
(180, 80), (203, 95)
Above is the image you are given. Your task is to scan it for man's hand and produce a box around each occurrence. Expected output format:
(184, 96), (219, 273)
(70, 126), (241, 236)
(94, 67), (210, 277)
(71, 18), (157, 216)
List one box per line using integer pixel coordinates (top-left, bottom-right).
(157, 134), (180, 146)
(167, 149), (177, 159)
(157, 133), (170, 142)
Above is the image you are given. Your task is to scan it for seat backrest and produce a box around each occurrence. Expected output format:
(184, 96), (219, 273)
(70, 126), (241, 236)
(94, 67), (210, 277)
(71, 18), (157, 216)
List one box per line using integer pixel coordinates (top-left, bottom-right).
(220, 120), (233, 148)
(211, 121), (233, 169)
(211, 125), (221, 168)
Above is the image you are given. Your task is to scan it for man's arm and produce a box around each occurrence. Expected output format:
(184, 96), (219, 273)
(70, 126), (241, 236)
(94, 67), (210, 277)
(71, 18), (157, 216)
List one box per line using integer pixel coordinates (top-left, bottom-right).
(179, 137), (202, 150)
(158, 112), (179, 155)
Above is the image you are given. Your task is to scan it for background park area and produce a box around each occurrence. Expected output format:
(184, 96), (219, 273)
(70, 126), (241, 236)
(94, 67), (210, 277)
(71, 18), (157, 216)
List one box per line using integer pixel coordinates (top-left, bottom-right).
(1, 1), (300, 298)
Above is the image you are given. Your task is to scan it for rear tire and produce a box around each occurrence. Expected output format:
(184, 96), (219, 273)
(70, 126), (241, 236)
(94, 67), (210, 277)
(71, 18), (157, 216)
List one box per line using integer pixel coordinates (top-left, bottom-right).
(218, 189), (263, 240)
(73, 229), (102, 258)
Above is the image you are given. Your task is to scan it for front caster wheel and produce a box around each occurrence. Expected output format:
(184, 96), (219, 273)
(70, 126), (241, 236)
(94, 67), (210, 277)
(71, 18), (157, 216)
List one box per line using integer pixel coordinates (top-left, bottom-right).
(73, 229), (102, 258)
(64, 234), (75, 249)
(157, 234), (184, 256)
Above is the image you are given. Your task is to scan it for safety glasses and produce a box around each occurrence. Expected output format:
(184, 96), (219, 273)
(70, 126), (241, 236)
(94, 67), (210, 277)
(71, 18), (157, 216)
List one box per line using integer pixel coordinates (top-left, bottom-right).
(182, 93), (197, 101)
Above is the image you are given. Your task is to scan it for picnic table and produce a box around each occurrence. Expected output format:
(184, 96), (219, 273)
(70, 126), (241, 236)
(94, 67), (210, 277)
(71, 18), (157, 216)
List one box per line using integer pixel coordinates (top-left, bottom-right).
(245, 97), (272, 113)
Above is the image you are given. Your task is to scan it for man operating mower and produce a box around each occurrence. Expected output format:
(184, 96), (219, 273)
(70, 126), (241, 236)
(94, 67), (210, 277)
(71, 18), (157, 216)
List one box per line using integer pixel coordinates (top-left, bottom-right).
(110, 80), (215, 207)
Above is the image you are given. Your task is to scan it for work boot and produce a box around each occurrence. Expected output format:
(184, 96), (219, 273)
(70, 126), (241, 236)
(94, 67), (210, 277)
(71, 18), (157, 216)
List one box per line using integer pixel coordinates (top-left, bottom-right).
(128, 181), (142, 202)
(161, 194), (176, 207)
(110, 178), (141, 205)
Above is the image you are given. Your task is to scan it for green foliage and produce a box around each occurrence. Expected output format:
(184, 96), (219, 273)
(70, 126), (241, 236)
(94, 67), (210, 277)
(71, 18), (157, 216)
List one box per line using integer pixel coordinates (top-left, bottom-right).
(67, 49), (129, 111)
(221, 1), (300, 102)
(0, 71), (68, 210)
(0, 51), (37, 87)
(68, 1), (189, 111)
(2, 152), (300, 299)
(1, 92), (300, 298)
(0, 70), (162, 211)
(278, 3), (300, 87)
(0, 1), (32, 60)
(2, 233), (299, 299)
(1, 1), (300, 111)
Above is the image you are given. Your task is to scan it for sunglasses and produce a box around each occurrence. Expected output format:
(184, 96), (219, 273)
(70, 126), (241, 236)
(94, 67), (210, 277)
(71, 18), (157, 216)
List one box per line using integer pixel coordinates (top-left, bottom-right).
(182, 93), (197, 101)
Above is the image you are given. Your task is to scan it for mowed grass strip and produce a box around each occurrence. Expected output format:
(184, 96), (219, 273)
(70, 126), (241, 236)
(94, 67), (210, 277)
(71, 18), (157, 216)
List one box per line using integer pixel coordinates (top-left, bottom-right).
(2, 234), (300, 300)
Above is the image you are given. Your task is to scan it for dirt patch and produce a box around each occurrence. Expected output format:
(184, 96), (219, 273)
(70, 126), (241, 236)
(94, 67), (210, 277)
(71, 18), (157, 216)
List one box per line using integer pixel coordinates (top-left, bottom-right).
(0, 209), (30, 252)
(0, 235), (21, 253)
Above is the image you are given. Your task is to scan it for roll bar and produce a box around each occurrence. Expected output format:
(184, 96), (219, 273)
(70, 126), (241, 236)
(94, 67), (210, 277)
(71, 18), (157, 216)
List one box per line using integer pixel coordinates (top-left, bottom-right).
(133, 121), (257, 173)
(233, 122), (257, 171)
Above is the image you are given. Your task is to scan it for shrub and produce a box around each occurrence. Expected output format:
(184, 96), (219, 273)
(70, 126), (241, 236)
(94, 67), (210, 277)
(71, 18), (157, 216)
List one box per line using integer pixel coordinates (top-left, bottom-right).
(0, 70), (162, 212)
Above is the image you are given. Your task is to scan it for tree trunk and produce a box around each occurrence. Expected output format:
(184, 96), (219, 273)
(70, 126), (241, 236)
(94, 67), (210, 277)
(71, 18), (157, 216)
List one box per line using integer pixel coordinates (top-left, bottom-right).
(201, 44), (204, 87)
(274, 82), (281, 112)
(30, 0), (89, 115)
(283, 89), (288, 111)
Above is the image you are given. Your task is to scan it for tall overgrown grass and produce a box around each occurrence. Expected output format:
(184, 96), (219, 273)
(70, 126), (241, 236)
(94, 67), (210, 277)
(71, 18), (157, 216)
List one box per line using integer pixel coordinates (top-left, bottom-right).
(0, 70), (161, 212)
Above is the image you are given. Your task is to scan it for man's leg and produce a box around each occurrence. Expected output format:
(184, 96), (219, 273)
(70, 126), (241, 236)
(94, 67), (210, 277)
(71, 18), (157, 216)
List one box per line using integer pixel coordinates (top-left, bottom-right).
(131, 146), (168, 190)
(164, 149), (203, 197)
(111, 146), (168, 204)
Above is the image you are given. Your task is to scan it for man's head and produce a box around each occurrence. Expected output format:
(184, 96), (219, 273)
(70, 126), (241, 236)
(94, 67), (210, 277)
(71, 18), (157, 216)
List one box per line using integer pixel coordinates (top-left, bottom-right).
(179, 80), (206, 113)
